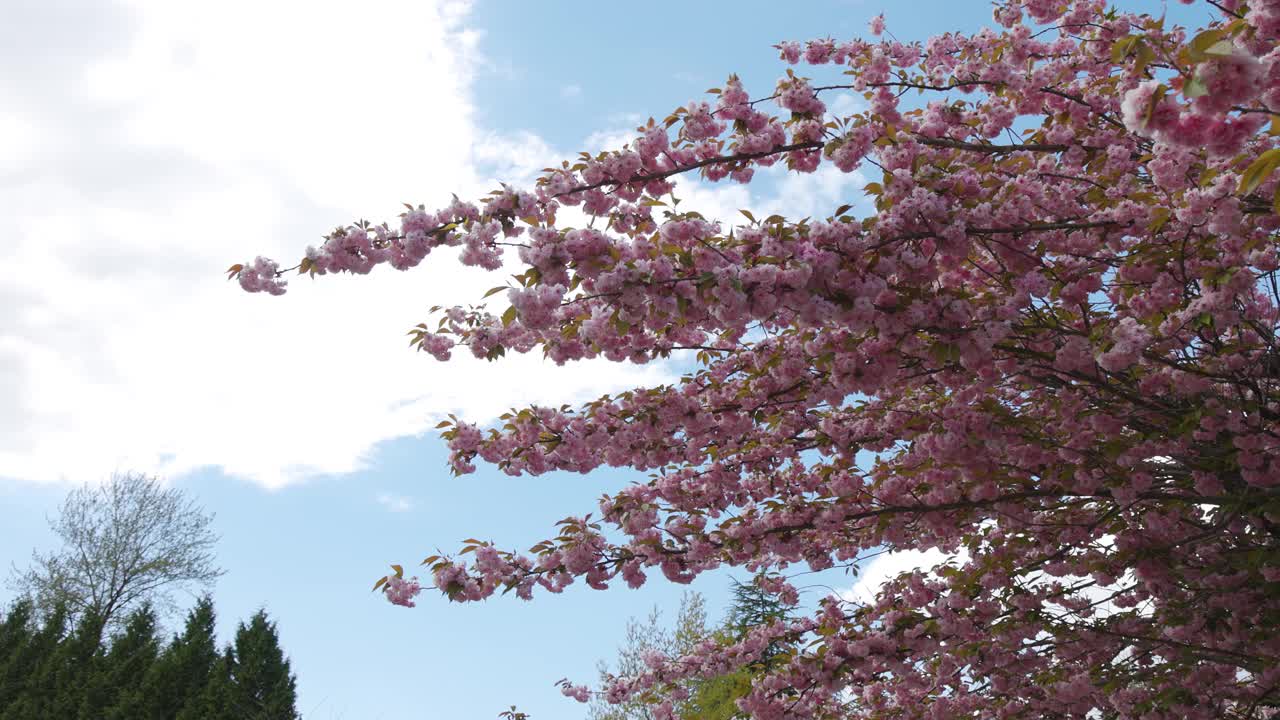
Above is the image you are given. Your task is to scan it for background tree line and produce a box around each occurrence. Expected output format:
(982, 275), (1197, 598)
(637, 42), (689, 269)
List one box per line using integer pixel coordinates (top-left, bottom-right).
(2, 472), (300, 719)
(0, 597), (298, 719)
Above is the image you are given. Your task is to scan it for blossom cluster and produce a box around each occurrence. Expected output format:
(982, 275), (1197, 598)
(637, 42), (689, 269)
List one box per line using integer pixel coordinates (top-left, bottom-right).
(382, 575), (421, 608)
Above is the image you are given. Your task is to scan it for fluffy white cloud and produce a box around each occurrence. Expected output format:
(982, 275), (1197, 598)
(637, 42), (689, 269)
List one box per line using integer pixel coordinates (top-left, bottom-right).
(840, 547), (961, 606)
(0, 0), (673, 489)
(2, 3), (878, 490)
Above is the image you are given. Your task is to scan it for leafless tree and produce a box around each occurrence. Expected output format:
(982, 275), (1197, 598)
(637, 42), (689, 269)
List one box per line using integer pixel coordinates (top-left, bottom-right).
(8, 471), (224, 634)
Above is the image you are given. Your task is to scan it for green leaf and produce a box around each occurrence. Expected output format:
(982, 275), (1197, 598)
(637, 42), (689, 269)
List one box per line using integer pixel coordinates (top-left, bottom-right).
(1183, 75), (1208, 99)
(1187, 28), (1226, 62)
(1110, 35), (1138, 64)
(1202, 39), (1236, 57)
(1238, 148), (1280, 195)
(391, 564), (404, 578)
(1148, 207), (1172, 232)
(372, 576), (388, 592)
(502, 305), (518, 327)
(483, 285), (509, 298)
(1134, 42), (1156, 76)
(1144, 84), (1168, 126)
(739, 209), (756, 223)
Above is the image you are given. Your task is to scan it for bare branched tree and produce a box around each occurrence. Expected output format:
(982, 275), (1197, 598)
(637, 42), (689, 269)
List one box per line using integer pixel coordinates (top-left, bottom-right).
(8, 471), (224, 636)
(589, 592), (709, 720)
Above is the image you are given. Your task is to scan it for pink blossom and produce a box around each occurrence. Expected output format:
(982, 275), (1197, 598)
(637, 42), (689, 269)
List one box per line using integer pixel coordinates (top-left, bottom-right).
(869, 14), (885, 37)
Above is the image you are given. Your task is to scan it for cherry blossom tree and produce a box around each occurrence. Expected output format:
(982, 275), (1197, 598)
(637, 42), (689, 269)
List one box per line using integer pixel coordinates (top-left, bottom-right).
(232, 0), (1280, 717)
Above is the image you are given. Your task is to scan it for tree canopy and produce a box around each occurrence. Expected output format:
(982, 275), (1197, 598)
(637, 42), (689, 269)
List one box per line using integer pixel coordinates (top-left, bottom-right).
(234, 1), (1280, 717)
(8, 472), (223, 636)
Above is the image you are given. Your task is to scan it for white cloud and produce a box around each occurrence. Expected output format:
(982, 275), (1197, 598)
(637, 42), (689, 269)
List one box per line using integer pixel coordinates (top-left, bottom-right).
(759, 163), (870, 220)
(0, 0), (674, 489)
(376, 492), (414, 513)
(559, 84), (582, 100)
(471, 130), (561, 186)
(581, 116), (645, 155)
(840, 547), (960, 605)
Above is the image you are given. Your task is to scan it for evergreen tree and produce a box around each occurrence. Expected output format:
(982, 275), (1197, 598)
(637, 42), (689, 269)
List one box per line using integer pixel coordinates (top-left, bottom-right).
(78, 604), (161, 719)
(0, 599), (35, 709)
(0, 603), (67, 720)
(0, 595), (302, 719)
(226, 610), (299, 720)
(141, 596), (219, 720)
(43, 608), (105, 719)
(179, 647), (240, 720)
(724, 578), (792, 642)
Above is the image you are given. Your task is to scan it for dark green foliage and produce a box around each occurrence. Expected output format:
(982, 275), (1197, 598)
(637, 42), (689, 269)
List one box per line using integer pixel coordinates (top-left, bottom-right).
(725, 577), (792, 639)
(226, 610), (299, 720)
(79, 605), (161, 719)
(0, 600), (35, 704)
(0, 603), (68, 719)
(45, 609), (106, 718)
(0, 596), (299, 720)
(179, 648), (241, 720)
(144, 596), (220, 720)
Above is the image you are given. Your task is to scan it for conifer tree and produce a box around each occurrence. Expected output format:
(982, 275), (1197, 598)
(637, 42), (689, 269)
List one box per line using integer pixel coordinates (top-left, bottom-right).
(40, 608), (105, 719)
(0, 594), (303, 719)
(724, 578), (792, 642)
(226, 610), (300, 720)
(179, 647), (241, 720)
(0, 603), (66, 719)
(79, 604), (161, 719)
(142, 596), (219, 720)
(0, 600), (34, 708)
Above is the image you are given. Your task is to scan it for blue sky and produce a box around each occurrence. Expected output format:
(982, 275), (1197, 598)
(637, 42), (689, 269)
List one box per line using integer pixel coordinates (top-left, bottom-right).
(0, 1), (1204, 718)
